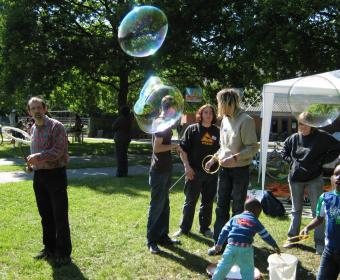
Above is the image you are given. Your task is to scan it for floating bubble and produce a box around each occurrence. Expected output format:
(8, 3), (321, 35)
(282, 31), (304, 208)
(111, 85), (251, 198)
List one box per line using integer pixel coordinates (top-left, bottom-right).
(118, 6), (168, 57)
(288, 75), (340, 127)
(134, 76), (184, 134)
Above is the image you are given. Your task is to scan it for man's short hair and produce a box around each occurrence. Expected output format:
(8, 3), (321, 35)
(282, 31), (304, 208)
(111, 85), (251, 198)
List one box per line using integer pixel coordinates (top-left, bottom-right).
(161, 95), (175, 112)
(27, 96), (47, 110)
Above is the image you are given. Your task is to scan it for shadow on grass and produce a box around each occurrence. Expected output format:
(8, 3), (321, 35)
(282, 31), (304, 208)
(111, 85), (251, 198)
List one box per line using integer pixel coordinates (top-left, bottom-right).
(296, 261), (316, 280)
(47, 260), (88, 280)
(70, 173), (185, 197)
(188, 232), (214, 247)
(296, 243), (315, 253)
(68, 142), (114, 157)
(159, 245), (210, 275)
(254, 246), (272, 274)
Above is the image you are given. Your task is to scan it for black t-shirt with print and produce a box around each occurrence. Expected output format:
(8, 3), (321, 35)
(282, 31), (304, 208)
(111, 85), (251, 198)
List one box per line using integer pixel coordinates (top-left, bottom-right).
(180, 123), (220, 172)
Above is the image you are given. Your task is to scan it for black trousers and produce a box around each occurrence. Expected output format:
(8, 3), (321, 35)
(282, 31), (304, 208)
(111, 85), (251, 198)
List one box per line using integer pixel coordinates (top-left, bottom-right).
(213, 166), (250, 242)
(115, 139), (130, 176)
(180, 170), (217, 233)
(33, 167), (72, 257)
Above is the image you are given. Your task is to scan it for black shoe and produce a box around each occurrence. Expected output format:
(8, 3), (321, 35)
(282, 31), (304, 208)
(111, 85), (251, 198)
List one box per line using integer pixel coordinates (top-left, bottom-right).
(200, 229), (214, 239)
(158, 237), (182, 246)
(34, 248), (53, 260)
(148, 244), (161, 254)
(54, 256), (71, 267)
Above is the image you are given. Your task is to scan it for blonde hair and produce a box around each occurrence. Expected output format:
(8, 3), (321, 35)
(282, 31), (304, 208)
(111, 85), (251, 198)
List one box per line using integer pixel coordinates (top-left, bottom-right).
(216, 88), (240, 118)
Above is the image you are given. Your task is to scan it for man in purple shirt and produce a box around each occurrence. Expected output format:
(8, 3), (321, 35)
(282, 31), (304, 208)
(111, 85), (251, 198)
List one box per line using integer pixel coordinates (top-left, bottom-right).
(27, 97), (72, 267)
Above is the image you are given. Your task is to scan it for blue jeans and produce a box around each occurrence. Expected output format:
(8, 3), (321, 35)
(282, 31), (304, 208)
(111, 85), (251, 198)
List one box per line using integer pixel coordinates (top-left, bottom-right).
(317, 247), (340, 280)
(288, 175), (324, 247)
(213, 166), (250, 242)
(212, 245), (254, 280)
(180, 170), (217, 233)
(147, 170), (172, 245)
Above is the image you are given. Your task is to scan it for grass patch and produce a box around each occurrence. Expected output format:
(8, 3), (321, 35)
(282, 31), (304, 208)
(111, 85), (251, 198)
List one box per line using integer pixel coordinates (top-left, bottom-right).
(0, 139), (184, 172)
(0, 139), (152, 158)
(0, 174), (320, 280)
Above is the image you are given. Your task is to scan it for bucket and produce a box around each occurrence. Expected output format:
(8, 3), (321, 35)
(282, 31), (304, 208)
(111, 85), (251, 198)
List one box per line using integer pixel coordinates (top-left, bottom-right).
(206, 263), (262, 279)
(267, 253), (298, 280)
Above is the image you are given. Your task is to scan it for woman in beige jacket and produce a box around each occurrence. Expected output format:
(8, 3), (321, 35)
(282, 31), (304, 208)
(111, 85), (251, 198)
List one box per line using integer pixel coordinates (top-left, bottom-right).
(206, 88), (259, 255)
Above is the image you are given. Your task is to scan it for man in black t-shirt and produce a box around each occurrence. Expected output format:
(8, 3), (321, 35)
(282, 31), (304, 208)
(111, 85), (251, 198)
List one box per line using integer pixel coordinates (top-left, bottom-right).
(146, 95), (182, 254)
(173, 104), (220, 238)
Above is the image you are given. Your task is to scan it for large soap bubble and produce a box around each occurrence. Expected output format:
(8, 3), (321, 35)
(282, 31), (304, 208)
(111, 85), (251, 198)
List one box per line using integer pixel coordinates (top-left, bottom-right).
(134, 76), (184, 134)
(118, 6), (168, 57)
(288, 75), (340, 127)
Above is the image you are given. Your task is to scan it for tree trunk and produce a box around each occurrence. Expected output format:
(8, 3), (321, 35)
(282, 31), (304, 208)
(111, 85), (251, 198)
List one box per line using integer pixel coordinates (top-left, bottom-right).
(118, 70), (129, 109)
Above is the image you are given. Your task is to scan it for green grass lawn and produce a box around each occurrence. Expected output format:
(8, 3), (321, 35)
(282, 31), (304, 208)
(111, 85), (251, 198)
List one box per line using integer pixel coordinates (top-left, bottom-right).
(0, 139), (152, 158)
(0, 174), (321, 280)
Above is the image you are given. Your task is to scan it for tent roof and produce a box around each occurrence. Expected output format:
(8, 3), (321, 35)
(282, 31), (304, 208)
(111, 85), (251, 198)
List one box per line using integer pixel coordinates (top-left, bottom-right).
(262, 70), (340, 103)
(245, 102), (291, 113)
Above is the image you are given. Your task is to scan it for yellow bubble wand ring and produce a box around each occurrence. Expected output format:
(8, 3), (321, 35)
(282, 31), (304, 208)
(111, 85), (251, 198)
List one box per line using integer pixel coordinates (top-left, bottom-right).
(284, 234), (309, 246)
(202, 154), (221, 174)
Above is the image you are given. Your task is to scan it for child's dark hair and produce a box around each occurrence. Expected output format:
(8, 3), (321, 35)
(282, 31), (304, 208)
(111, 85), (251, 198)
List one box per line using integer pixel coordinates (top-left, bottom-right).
(244, 198), (262, 214)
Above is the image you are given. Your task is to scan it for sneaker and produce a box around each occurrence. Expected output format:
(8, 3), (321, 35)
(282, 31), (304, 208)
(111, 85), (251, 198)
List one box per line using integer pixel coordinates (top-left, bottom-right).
(158, 237), (182, 246)
(283, 237), (298, 248)
(148, 244), (161, 254)
(201, 229), (214, 239)
(207, 246), (221, 256)
(54, 256), (71, 267)
(173, 229), (188, 238)
(34, 248), (52, 260)
(283, 242), (296, 249)
(315, 245), (324, 255)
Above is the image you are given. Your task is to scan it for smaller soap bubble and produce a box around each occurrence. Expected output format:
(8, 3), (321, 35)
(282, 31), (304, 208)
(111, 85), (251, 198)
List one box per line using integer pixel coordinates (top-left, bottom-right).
(288, 75), (340, 127)
(134, 76), (184, 133)
(118, 6), (168, 57)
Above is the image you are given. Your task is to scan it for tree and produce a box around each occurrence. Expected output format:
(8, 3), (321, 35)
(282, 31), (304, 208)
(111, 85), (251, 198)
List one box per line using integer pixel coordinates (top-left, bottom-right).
(1, 0), (338, 115)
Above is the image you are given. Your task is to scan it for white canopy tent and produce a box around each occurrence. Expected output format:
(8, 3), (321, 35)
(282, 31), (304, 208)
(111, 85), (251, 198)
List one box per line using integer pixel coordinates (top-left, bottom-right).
(260, 70), (340, 194)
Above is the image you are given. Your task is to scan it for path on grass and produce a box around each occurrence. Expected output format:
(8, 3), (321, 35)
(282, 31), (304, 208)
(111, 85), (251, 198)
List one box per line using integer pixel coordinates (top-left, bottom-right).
(0, 158), (183, 183)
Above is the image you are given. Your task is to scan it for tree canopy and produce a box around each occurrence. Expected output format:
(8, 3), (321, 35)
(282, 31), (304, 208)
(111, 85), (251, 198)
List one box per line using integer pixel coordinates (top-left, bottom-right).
(0, 0), (338, 116)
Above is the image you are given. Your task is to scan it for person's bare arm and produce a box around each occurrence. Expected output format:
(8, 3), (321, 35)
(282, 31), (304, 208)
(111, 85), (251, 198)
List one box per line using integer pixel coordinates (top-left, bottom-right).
(300, 216), (324, 235)
(179, 149), (195, 180)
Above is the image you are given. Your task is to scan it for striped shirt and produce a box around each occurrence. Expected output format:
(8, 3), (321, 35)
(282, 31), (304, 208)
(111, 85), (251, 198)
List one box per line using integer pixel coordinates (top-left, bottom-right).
(30, 116), (69, 170)
(216, 211), (278, 248)
(316, 190), (340, 251)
